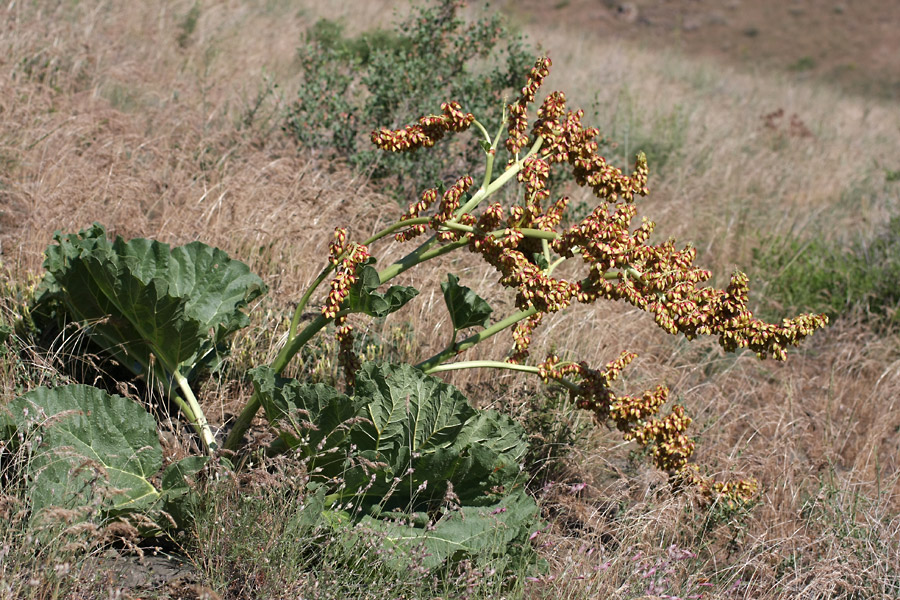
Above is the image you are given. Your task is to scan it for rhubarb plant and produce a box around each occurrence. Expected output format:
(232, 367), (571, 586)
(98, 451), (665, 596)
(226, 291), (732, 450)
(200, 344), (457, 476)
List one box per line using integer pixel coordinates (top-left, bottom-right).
(8, 56), (828, 562)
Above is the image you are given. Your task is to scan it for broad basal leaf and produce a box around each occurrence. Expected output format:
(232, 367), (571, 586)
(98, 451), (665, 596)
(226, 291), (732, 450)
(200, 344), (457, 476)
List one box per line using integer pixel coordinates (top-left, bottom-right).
(345, 362), (528, 508)
(36, 223), (266, 382)
(5, 385), (206, 528)
(160, 455), (209, 528)
(347, 264), (418, 318)
(441, 273), (492, 330)
(254, 361), (539, 571)
(353, 489), (539, 570)
(8, 385), (162, 516)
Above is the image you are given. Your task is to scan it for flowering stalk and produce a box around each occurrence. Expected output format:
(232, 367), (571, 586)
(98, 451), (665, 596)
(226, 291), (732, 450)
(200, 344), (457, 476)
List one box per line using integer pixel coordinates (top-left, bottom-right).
(226, 56), (827, 507)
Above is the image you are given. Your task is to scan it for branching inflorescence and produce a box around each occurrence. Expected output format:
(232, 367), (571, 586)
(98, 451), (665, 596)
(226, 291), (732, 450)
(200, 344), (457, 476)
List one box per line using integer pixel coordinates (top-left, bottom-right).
(247, 56), (828, 505)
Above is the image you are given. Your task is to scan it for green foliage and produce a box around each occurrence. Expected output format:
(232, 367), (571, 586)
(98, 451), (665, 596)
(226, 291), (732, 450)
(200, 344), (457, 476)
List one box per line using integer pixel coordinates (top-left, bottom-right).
(753, 216), (900, 327)
(31, 223), (266, 450)
(34, 223), (266, 385)
(250, 361), (539, 568)
(254, 361), (529, 508)
(176, 2), (201, 48)
(2, 385), (205, 528)
(348, 263), (419, 318)
(344, 488), (539, 571)
(442, 273), (493, 331)
(193, 467), (530, 598)
(284, 0), (531, 197)
(9, 47), (832, 586)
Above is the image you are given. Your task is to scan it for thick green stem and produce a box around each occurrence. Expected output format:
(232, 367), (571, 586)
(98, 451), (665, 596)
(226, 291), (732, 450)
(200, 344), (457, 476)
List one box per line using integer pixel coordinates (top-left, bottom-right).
(422, 360), (584, 397)
(226, 135), (549, 457)
(422, 360), (540, 376)
(376, 238), (469, 284)
(455, 136), (543, 217)
(232, 231), (451, 454)
(471, 118), (492, 147)
(172, 369), (217, 455)
(288, 218), (435, 339)
(416, 306), (539, 372)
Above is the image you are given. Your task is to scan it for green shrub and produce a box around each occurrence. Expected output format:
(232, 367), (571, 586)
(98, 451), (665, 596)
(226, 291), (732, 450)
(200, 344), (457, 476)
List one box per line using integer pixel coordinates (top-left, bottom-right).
(284, 0), (532, 197)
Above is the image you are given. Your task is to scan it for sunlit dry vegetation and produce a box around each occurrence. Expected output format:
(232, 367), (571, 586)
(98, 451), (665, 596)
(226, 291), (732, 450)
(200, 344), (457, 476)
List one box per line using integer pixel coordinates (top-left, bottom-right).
(1, 1), (898, 598)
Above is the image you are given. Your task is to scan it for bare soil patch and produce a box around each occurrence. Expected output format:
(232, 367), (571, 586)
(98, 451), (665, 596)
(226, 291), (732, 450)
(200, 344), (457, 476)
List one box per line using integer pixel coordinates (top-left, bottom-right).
(512, 0), (900, 99)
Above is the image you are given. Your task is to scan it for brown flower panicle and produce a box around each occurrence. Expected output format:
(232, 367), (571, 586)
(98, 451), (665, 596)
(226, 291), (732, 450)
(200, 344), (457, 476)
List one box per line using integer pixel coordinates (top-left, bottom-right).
(432, 176), (474, 241)
(508, 312), (543, 364)
(370, 56), (826, 503)
(371, 101), (474, 153)
(507, 57), (552, 155)
(323, 243), (370, 320)
(395, 187), (439, 243)
(328, 227), (349, 266)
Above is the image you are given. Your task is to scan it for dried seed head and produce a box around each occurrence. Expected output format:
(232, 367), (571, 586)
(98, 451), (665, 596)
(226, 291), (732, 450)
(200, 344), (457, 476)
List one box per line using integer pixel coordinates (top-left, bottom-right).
(371, 101), (474, 153)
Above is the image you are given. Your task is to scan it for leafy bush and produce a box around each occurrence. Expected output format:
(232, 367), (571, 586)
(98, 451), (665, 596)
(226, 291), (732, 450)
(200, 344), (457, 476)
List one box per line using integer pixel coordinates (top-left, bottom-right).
(284, 0), (532, 197)
(753, 216), (900, 328)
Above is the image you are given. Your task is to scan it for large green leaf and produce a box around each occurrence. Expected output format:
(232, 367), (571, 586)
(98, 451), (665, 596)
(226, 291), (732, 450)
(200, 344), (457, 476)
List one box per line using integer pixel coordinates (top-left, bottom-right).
(160, 455), (208, 528)
(253, 361), (538, 570)
(36, 223), (266, 382)
(250, 366), (362, 465)
(257, 361), (529, 508)
(342, 489), (539, 571)
(347, 263), (418, 318)
(4, 385), (205, 526)
(441, 273), (493, 331)
(352, 362), (527, 507)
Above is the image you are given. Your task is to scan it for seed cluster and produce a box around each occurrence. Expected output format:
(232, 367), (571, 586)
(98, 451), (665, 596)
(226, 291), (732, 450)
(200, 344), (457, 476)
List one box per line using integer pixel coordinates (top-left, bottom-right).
(328, 227), (349, 266)
(323, 242), (370, 320)
(371, 101), (474, 153)
(507, 57), (552, 155)
(538, 352), (692, 473)
(365, 56), (826, 501)
(394, 176), (474, 243)
(508, 312), (543, 364)
(675, 464), (760, 508)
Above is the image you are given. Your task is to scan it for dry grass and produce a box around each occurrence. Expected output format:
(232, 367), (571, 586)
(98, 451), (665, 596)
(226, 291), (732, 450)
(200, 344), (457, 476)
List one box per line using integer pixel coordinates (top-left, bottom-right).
(1, 0), (899, 598)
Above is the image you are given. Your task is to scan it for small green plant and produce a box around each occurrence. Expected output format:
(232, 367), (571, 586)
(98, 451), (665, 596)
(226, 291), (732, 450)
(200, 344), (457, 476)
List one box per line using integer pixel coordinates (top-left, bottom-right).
(753, 215), (900, 328)
(284, 0), (532, 197)
(8, 56), (828, 575)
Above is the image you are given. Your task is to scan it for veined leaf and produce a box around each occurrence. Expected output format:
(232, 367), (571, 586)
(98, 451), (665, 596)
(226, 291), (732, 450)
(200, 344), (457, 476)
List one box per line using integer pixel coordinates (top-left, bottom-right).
(4, 385), (205, 527)
(251, 365), (362, 465)
(253, 361), (538, 570)
(160, 455), (208, 528)
(36, 223), (266, 382)
(353, 489), (539, 570)
(441, 273), (492, 330)
(259, 361), (529, 509)
(347, 264), (418, 318)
